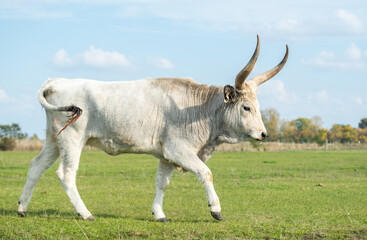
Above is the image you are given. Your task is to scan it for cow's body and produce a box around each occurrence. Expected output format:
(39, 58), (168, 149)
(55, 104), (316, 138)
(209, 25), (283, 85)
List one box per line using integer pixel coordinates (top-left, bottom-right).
(18, 36), (288, 221)
(49, 77), (225, 157)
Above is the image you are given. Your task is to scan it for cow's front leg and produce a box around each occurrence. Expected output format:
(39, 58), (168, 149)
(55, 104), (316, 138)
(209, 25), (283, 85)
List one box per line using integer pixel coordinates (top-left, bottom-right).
(163, 143), (222, 221)
(196, 166), (222, 221)
(152, 159), (174, 222)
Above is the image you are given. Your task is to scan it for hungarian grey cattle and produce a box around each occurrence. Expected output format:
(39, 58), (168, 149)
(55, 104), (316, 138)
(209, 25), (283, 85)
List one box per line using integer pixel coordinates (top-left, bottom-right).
(18, 36), (288, 221)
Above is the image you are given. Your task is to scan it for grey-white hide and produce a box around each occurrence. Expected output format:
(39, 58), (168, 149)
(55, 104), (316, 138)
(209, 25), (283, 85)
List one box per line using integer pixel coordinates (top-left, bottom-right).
(18, 37), (288, 221)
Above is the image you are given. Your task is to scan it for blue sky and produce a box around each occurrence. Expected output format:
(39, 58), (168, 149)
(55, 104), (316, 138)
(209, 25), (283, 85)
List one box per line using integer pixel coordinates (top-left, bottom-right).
(1, 0), (366, 138)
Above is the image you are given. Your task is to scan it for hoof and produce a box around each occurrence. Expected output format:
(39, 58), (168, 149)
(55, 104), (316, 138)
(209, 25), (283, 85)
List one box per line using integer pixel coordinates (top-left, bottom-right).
(17, 211), (26, 217)
(86, 215), (96, 221)
(156, 217), (169, 222)
(211, 211), (223, 221)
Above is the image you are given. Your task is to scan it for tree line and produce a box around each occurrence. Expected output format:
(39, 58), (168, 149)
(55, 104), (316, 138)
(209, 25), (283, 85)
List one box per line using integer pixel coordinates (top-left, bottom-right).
(261, 109), (367, 145)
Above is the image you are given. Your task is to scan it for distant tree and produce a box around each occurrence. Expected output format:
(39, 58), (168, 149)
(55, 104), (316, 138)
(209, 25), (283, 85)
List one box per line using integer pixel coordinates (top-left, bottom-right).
(343, 125), (358, 143)
(261, 108), (280, 141)
(330, 124), (358, 143)
(279, 120), (297, 142)
(311, 116), (323, 130)
(30, 134), (39, 141)
(0, 138), (16, 151)
(357, 128), (367, 143)
(0, 123), (27, 151)
(292, 118), (316, 143)
(314, 128), (330, 146)
(294, 118), (310, 131)
(358, 118), (367, 129)
(0, 123), (27, 139)
(330, 124), (344, 143)
(279, 116), (324, 143)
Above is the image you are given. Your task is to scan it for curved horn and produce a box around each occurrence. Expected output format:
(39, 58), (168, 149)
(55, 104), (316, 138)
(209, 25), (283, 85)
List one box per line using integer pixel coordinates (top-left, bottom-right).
(250, 44), (289, 86)
(235, 35), (260, 90)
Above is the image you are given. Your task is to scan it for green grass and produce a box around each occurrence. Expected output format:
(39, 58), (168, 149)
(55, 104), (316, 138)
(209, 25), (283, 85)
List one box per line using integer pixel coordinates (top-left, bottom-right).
(0, 150), (366, 239)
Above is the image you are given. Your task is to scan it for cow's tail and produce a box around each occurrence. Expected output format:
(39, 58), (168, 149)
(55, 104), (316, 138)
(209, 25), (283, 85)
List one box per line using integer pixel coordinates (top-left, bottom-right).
(38, 82), (82, 136)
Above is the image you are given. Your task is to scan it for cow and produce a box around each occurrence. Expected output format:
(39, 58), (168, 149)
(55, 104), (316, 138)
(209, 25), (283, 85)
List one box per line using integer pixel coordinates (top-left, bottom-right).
(18, 35), (288, 222)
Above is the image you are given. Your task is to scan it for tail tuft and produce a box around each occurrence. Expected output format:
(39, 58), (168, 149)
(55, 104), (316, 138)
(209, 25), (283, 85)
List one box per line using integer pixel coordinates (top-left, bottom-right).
(56, 105), (83, 136)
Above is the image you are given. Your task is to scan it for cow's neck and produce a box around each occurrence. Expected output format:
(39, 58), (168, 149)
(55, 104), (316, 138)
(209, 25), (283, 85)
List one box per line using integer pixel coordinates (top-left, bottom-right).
(196, 89), (243, 162)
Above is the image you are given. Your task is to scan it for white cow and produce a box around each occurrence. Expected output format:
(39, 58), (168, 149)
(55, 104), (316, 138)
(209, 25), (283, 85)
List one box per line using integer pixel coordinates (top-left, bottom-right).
(18, 36), (288, 221)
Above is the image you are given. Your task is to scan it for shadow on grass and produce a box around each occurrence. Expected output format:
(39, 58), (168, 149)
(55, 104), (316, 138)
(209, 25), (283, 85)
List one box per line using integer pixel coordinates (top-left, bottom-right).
(1, 208), (68, 218)
(0, 208), (81, 219)
(132, 216), (215, 223)
(1, 208), (146, 221)
(1, 208), (217, 223)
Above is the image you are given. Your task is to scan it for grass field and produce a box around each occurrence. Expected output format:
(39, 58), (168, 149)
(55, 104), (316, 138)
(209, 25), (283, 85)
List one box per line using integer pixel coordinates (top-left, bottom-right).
(0, 150), (366, 239)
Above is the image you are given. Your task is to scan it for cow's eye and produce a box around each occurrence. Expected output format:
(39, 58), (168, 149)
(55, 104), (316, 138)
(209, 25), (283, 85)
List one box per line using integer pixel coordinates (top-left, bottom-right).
(243, 106), (251, 112)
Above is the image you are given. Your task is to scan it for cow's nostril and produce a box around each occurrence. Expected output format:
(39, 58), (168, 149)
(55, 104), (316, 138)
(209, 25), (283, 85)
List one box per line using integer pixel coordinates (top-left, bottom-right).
(261, 132), (268, 139)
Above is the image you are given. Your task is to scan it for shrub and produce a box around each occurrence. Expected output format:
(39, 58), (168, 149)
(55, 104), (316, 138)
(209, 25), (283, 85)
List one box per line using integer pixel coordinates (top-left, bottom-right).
(0, 137), (16, 151)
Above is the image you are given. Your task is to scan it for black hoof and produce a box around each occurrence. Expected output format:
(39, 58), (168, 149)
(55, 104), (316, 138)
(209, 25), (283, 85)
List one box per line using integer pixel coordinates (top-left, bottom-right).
(156, 217), (169, 222)
(86, 215), (96, 221)
(17, 211), (26, 217)
(211, 211), (223, 221)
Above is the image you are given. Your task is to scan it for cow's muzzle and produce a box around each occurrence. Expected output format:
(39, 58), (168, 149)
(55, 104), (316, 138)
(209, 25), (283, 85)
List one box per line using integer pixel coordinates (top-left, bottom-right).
(261, 132), (268, 140)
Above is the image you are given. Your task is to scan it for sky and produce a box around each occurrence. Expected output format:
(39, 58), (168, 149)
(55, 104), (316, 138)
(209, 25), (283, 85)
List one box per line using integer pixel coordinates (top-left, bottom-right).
(0, 0), (366, 139)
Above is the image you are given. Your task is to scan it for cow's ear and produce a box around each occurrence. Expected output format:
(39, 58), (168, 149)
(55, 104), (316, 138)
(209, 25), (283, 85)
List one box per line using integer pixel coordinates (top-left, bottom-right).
(224, 85), (237, 103)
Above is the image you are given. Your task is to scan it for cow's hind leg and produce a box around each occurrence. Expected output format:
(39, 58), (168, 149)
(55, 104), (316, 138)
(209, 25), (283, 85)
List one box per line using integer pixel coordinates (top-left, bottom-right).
(56, 140), (94, 220)
(152, 159), (174, 222)
(18, 139), (59, 217)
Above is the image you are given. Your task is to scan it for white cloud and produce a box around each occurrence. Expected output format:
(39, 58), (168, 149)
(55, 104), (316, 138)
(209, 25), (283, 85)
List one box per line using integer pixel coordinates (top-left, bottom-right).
(307, 90), (347, 112)
(267, 9), (364, 38)
(52, 49), (73, 67)
(336, 9), (364, 34)
(147, 57), (174, 70)
(307, 90), (344, 112)
(52, 47), (176, 71)
(259, 79), (298, 103)
(1, 2), (365, 39)
(301, 44), (366, 71)
(266, 9), (364, 39)
(145, 3), (365, 38)
(0, 89), (10, 102)
(312, 90), (332, 103)
(80, 46), (133, 69)
(52, 46), (134, 70)
(352, 96), (363, 105)
(304, 90), (347, 124)
(274, 19), (305, 36)
(319, 51), (335, 60)
(345, 43), (362, 60)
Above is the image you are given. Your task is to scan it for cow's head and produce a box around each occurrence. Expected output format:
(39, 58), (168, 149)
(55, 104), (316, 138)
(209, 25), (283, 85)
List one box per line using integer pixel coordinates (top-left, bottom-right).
(223, 35), (288, 141)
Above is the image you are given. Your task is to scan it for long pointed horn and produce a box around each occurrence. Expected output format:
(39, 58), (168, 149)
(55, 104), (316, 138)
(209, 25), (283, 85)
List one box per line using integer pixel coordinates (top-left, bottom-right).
(235, 35), (260, 90)
(250, 45), (289, 86)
